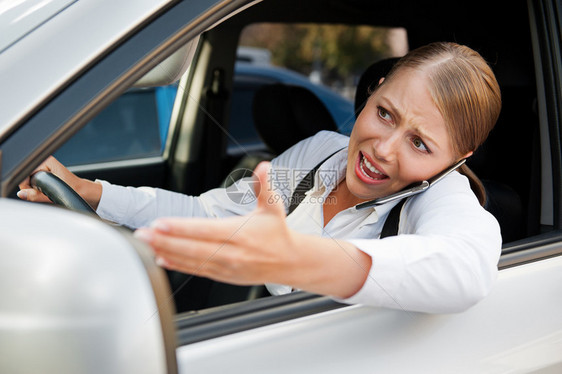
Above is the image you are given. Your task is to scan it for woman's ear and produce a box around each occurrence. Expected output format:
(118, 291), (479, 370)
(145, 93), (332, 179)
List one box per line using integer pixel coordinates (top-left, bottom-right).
(378, 77), (385, 85)
(462, 150), (474, 159)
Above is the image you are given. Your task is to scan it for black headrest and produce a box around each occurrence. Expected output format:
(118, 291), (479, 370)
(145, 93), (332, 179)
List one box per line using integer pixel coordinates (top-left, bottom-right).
(252, 83), (338, 155)
(354, 57), (400, 118)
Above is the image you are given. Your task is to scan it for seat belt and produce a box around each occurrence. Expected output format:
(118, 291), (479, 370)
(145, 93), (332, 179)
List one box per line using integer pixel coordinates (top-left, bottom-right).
(287, 151), (405, 237)
(379, 198), (406, 238)
(287, 150), (341, 215)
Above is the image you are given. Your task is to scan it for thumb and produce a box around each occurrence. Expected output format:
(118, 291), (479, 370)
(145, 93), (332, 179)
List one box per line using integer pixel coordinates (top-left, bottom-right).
(253, 161), (286, 217)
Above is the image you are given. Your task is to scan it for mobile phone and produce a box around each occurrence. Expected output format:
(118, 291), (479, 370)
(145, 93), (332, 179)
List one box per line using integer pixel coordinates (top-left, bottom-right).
(355, 158), (466, 210)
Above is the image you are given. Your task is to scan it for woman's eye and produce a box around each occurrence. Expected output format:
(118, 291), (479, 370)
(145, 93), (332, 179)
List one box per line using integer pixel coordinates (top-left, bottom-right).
(412, 137), (429, 153)
(377, 106), (392, 121)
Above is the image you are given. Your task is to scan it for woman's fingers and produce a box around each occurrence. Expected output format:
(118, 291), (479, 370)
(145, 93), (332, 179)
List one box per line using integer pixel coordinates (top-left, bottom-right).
(137, 226), (223, 259)
(135, 226), (257, 284)
(149, 215), (255, 242)
(17, 156), (69, 202)
(16, 155), (102, 208)
(16, 188), (52, 203)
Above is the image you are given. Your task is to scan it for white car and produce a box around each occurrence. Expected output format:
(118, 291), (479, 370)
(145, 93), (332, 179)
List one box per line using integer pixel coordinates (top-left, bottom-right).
(1, 0), (561, 373)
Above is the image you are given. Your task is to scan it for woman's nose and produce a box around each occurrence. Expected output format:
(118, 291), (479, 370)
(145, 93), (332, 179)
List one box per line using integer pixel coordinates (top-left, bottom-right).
(373, 132), (400, 162)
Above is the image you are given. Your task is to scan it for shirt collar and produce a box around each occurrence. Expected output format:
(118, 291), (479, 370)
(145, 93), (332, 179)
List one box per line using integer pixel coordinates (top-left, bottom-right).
(315, 148), (348, 191)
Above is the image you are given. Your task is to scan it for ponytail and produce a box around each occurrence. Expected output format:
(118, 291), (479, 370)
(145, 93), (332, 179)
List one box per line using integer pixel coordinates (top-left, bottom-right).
(459, 164), (486, 206)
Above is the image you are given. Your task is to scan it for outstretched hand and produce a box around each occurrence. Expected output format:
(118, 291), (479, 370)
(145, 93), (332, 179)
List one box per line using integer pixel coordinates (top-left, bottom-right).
(134, 161), (372, 298)
(134, 161), (298, 286)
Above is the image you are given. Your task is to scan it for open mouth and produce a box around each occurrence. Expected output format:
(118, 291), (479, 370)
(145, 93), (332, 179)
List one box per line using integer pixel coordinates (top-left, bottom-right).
(356, 152), (389, 183)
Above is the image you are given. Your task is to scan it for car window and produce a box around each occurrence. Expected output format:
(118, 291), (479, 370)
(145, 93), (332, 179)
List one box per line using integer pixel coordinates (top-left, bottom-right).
(53, 24), (406, 167)
(226, 24), (408, 156)
(54, 84), (178, 166)
(227, 72), (278, 155)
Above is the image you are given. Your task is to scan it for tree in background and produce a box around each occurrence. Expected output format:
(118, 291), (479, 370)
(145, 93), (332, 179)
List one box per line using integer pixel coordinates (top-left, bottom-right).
(239, 23), (405, 89)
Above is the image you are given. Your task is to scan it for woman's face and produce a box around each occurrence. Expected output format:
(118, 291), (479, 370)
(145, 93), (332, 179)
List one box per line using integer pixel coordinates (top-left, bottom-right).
(346, 67), (460, 201)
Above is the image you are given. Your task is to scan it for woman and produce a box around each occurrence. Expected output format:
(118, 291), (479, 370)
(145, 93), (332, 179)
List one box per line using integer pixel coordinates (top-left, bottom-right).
(18, 42), (502, 313)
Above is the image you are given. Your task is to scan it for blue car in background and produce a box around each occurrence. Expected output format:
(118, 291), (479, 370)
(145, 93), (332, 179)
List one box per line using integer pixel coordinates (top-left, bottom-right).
(54, 63), (354, 166)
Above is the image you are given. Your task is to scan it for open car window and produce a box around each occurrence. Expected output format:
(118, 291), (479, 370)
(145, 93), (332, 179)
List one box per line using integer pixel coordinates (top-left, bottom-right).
(35, 0), (551, 315)
(54, 84), (178, 166)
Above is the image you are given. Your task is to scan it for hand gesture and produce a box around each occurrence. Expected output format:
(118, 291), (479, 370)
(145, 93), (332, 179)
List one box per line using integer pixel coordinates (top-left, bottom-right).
(134, 161), (372, 298)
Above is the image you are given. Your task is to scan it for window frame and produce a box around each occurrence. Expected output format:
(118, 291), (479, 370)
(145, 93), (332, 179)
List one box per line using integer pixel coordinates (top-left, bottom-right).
(529, 0), (562, 229)
(0, 0), (253, 196)
(173, 0), (562, 345)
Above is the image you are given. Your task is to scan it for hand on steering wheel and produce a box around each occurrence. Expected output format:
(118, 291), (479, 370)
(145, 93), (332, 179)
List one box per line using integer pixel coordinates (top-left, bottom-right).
(18, 156), (102, 215)
(29, 171), (97, 215)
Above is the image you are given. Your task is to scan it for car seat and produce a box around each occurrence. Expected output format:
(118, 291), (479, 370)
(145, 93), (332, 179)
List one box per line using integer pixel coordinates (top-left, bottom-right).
(354, 57), (400, 116)
(354, 57), (526, 243)
(253, 83), (339, 154)
(222, 83), (339, 187)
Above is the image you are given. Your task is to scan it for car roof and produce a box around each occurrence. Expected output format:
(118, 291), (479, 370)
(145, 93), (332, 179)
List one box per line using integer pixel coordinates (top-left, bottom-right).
(0, 0), (170, 140)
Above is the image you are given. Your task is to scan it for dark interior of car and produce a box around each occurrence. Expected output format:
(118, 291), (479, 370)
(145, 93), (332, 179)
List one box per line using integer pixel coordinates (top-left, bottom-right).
(193, 0), (538, 239)
(70, 0), (539, 313)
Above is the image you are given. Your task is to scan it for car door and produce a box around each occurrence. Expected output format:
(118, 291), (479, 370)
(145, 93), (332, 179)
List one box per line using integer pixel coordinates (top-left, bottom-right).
(172, 0), (562, 372)
(0, 0), (245, 199)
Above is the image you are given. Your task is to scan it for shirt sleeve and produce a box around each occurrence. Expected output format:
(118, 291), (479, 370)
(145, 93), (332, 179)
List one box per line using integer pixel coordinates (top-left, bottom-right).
(95, 130), (348, 228)
(96, 177), (259, 229)
(338, 174), (502, 314)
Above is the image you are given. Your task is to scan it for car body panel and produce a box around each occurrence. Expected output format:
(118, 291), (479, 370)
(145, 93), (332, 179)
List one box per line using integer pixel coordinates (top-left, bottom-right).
(0, 0), (230, 194)
(0, 0), (171, 139)
(0, 0), (76, 53)
(177, 254), (562, 373)
(0, 199), (176, 374)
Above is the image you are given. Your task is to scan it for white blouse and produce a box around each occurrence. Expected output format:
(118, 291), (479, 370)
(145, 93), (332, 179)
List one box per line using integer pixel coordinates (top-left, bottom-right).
(97, 131), (502, 313)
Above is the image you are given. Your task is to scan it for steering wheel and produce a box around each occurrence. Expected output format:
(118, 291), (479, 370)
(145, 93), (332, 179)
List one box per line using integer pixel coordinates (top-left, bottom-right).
(30, 171), (97, 215)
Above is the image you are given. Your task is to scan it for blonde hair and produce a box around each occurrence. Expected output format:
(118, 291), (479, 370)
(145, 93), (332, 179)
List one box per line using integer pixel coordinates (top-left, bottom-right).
(383, 42), (502, 205)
